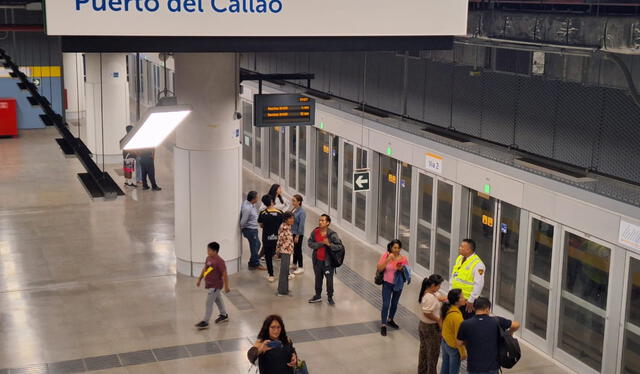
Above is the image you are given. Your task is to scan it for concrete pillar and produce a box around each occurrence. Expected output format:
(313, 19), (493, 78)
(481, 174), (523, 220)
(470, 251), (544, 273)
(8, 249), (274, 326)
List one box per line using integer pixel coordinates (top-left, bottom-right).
(84, 53), (130, 164)
(173, 53), (242, 276)
(62, 53), (86, 122)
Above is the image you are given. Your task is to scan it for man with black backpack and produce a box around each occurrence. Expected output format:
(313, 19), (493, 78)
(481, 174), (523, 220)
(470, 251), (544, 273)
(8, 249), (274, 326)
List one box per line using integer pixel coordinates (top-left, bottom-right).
(307, 214), (345, 306)
(456, 297), (521, 374)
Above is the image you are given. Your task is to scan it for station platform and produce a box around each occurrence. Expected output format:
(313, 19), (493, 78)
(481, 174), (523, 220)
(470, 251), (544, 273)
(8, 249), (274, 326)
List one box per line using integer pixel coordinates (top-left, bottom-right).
(0, 128), (572, 374)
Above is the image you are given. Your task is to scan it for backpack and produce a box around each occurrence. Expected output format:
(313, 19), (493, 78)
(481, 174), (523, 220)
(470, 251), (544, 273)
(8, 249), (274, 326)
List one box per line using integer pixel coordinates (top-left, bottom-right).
(325, 233), (346, 268)
(496, 318), (521, 369)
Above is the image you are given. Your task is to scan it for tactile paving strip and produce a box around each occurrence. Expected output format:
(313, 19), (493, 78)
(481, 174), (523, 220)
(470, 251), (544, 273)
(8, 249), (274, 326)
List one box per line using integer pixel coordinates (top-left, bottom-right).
(2, 321), (379, 373)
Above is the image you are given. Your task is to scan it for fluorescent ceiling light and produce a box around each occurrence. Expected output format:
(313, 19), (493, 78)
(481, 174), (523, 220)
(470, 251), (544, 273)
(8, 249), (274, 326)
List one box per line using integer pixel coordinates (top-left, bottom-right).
(120, 105), (191, 150)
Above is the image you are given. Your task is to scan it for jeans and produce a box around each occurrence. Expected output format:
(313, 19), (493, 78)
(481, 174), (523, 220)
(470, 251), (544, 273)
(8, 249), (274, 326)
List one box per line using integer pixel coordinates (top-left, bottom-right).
(139, 157), (158, 188)
(135, 157), (142, 182)
(440, 341), (461, 374)
(263, 242), (276, 276)
(381, 281), (402, 325)
(313, 260), (334, 298)
(292, 236), (303, 268)
(278, 253), (291, 295)
(203, 288), (226, 322)
(242, 228), (261, 268)
(468, 371), (498, 374)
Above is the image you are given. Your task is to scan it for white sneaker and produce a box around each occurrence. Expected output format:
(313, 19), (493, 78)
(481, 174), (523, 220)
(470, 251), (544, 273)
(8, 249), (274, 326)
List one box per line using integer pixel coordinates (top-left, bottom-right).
(268, 276), (275, 283)
(293, 268), (304, 275)
(288, 274), (295, 280)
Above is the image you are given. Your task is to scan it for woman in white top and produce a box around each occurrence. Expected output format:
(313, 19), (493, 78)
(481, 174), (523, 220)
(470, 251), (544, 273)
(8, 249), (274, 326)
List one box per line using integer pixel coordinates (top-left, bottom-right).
(268, 184), (290, 212)
(418, 274), (445, 374)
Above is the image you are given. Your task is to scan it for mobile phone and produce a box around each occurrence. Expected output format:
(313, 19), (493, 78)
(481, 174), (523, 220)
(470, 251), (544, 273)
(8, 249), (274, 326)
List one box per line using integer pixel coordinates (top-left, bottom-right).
(267, 340), (283, 348)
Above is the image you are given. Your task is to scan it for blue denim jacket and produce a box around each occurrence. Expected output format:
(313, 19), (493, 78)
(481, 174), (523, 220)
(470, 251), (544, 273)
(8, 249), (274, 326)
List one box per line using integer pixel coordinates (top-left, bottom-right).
(291, 207), (306, 236)
(393, 265), (411, 292)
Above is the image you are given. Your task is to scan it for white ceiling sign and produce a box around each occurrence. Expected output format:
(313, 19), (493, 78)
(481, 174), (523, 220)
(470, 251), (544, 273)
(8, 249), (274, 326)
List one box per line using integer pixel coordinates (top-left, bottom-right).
(45, 0), (468, 37)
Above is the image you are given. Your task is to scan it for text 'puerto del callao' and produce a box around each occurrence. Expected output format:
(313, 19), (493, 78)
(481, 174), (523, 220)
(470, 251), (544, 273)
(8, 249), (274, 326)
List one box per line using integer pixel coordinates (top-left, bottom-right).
(76, 0), (284, 14)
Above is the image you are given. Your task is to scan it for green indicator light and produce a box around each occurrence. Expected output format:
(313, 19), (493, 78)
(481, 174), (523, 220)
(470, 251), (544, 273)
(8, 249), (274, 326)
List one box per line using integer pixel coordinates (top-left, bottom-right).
(386, 147), (392, 156)
(319, 122), (325, 129)
(484, 184), (491, 194)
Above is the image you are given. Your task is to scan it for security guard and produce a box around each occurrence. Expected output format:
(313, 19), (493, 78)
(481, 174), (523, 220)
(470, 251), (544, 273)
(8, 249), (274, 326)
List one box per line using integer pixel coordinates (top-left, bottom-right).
(451, 238), (486, 319)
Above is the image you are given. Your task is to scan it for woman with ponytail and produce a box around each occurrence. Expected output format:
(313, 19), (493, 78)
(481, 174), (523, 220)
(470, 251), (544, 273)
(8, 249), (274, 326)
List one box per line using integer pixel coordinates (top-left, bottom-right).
(440, 289), (467, 374)
(418, 274), (445, 374)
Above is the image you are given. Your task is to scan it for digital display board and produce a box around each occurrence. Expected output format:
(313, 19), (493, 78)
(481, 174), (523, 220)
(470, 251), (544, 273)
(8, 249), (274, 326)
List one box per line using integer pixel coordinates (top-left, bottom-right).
(254, 94), (315, 127)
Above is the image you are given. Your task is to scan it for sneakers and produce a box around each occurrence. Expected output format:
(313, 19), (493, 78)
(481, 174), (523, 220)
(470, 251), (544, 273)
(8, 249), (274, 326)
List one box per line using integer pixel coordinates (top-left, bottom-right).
(380, 326), (387, 336)
(308, 295), (322, 303)
(214, 314), (229, 324)
(195, 321), (209, 330)
(293, 268), (304, 275)
(387, 319), (400, 329)
(288, 274), (295, 280)
(142, 186), (150, 190)
(152, 186), (162, 191)
(268, 276), (275, 283)
(328, 297), (335, 306)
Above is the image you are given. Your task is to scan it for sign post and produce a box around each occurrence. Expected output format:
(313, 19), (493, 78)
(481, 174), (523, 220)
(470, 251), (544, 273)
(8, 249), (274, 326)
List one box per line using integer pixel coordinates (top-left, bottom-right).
(354, 169), (370, 192)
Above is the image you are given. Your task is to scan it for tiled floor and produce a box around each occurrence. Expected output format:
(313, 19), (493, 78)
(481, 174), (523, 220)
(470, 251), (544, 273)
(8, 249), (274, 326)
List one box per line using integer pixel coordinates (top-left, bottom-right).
(0, 129), (573, 374)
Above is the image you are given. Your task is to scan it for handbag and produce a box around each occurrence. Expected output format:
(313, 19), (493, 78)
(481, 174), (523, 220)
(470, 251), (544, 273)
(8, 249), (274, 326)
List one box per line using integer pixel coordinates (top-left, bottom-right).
(374, 270), (384, 285)
(294, 360), (309, 374)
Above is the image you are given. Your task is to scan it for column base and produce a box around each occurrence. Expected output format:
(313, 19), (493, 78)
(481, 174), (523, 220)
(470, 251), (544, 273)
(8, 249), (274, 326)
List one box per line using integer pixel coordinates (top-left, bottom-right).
(177, 257), (240, 277)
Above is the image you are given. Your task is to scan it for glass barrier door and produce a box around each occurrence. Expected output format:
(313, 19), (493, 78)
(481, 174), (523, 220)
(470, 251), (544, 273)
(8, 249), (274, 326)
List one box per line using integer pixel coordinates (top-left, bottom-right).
(340, 140), (369, 236)
(468, 191), (496, 298)
(522, 215), (560, 353)
(492, 201), (521, 318)
(620, 253), (640, 374)
(467, 191), (521, 316)
(556, 229), (612, 373)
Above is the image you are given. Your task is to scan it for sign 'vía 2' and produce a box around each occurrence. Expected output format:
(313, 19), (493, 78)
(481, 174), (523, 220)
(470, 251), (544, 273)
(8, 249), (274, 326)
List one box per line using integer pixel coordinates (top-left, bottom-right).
(44, 0), (468, 37)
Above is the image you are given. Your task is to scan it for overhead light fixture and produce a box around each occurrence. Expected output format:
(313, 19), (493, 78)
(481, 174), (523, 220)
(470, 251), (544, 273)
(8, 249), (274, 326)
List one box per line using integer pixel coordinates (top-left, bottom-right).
(120, 104), (191, 150)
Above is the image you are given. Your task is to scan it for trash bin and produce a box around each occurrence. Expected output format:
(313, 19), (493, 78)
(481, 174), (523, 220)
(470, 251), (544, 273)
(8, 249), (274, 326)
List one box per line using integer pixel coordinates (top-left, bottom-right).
(0, 98), (17, 137)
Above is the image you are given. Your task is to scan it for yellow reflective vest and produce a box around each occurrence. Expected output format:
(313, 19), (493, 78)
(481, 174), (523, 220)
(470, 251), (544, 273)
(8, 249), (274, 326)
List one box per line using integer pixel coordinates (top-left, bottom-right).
(451, 254), (483, 299)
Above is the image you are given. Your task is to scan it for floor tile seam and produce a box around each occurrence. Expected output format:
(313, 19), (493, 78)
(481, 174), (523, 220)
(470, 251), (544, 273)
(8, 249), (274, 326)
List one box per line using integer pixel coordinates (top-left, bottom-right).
(0, 272), (178, 296)
(2, 321), (381, 373)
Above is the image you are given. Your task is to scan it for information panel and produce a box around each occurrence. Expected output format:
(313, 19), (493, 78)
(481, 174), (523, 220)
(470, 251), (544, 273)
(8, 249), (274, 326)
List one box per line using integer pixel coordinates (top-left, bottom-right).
(44, 0), (469, 37)
(254, 94), (315, 127)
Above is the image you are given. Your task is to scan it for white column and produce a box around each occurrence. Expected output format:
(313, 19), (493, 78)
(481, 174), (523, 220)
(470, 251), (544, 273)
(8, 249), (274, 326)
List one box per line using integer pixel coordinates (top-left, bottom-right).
(62, 53), (85, 122)
(173, 53), (242, 276)
(84, 53), (130, 164)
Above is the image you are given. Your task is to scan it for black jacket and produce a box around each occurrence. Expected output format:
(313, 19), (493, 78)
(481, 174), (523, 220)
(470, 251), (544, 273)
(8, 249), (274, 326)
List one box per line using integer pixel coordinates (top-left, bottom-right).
(307, 227), (344, 266)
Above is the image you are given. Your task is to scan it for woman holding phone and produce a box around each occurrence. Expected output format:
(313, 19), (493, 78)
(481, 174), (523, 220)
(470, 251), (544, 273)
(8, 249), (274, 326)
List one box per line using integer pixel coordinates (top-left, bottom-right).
(248, 315), (297, 373)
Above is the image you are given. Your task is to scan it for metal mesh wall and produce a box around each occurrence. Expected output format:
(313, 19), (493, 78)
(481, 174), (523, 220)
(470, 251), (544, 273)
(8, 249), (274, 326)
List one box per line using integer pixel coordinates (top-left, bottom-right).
(245, 51), (640, 185)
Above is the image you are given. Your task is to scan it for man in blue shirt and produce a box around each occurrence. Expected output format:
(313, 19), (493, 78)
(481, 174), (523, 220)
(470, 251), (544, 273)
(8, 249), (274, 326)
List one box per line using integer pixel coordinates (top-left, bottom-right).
(240, 191), (265, 271)
(456, 297), (520, 374)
